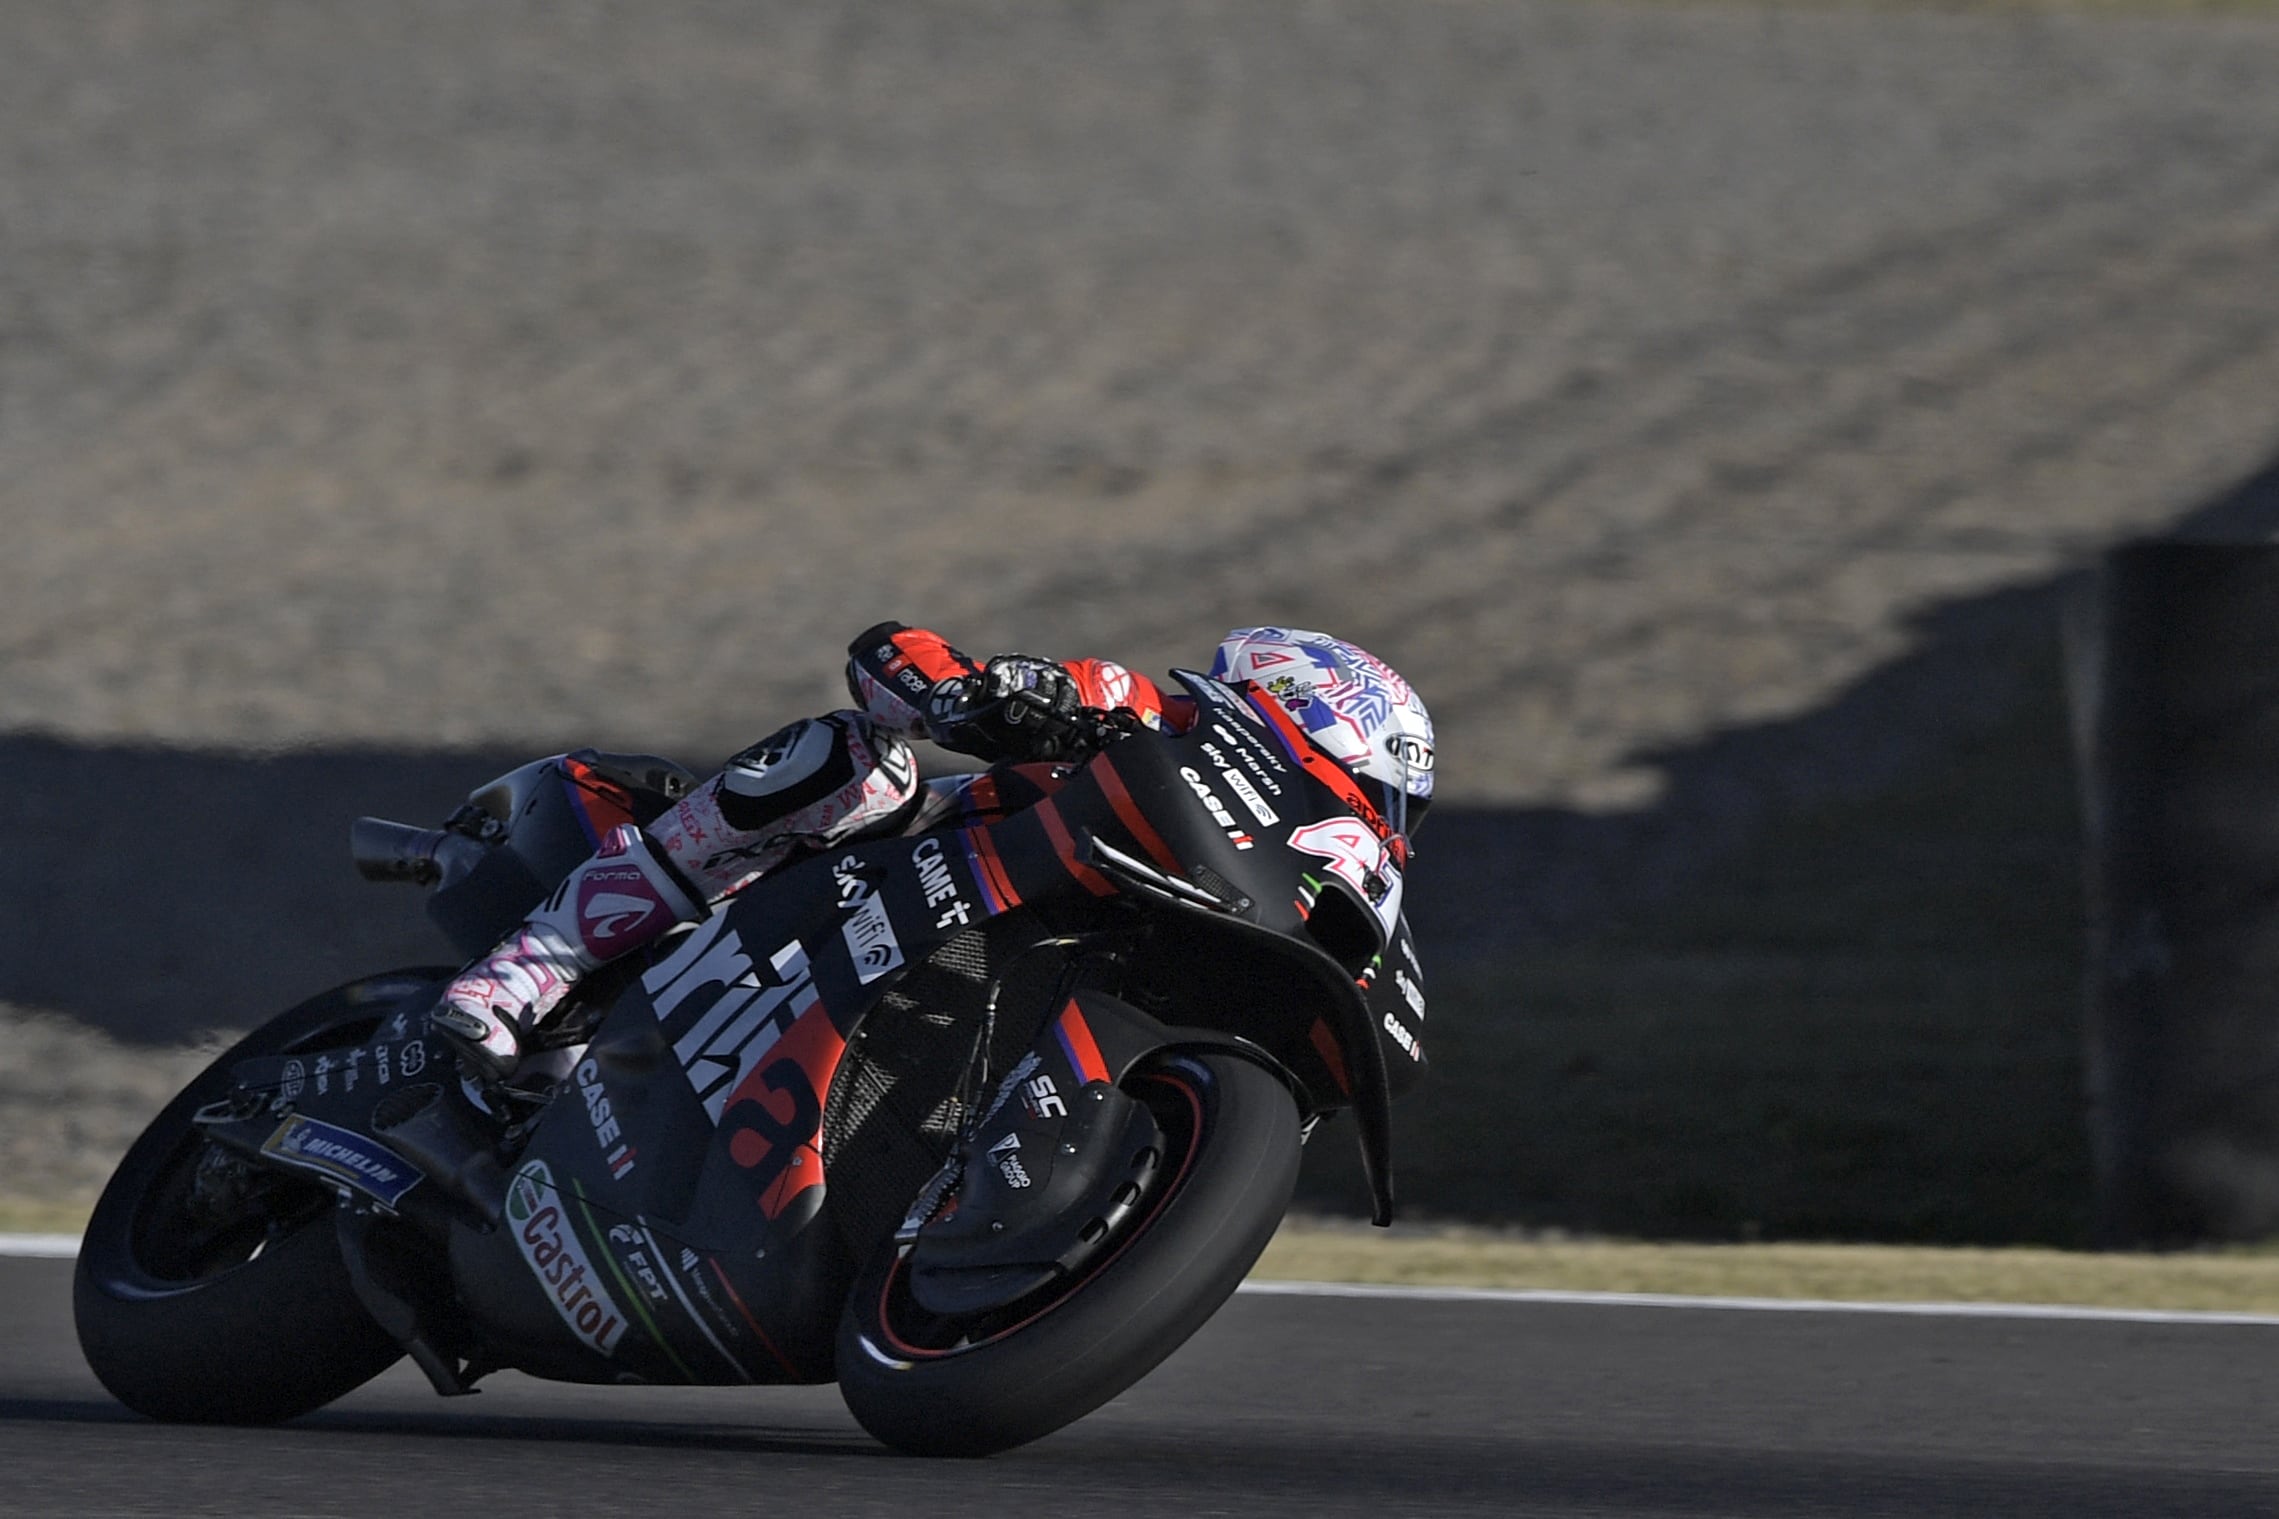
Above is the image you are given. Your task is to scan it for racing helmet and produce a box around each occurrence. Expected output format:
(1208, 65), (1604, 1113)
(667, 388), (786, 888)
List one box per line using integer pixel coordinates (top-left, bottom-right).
(1209, 627), (1435, 833)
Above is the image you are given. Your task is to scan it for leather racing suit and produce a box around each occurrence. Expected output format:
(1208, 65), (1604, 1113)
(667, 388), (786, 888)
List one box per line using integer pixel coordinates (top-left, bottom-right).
(431, 623), (1190, 1079)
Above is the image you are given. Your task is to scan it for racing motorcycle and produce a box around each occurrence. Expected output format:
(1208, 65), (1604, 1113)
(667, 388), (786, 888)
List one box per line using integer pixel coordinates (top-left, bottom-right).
(74, 671), (1428, 1456)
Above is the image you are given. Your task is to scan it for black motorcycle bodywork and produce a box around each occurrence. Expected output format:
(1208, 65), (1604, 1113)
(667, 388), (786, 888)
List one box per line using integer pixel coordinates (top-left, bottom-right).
(77, 672), (1427, 1436)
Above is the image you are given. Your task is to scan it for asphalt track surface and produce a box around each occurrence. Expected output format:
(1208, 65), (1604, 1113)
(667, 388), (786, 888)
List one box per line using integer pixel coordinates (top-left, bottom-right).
(8, 1257), (2279, 1517)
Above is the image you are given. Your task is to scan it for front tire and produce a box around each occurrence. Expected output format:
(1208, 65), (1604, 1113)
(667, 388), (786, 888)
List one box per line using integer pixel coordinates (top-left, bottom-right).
(74, 971), (447, 1424)
(837, 1047), (1301, 1456)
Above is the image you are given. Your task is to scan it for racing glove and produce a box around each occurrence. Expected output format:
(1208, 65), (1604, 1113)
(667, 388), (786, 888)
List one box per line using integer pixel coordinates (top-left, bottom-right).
(925, 654), (1090, 762)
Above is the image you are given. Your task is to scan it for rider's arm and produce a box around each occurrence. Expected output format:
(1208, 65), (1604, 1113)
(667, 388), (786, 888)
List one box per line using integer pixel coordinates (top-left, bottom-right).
(845, 623), (983, 739)
(845, 622), (1182, 755)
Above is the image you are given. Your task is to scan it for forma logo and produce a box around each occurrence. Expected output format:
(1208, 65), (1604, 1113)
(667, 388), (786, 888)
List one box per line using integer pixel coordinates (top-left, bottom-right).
(583, 892), (654, 941)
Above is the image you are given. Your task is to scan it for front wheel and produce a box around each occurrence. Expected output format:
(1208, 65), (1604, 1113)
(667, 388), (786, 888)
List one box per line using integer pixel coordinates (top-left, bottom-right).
(836, 1048), (1302, 1456)
(74, 970), (447, 1424)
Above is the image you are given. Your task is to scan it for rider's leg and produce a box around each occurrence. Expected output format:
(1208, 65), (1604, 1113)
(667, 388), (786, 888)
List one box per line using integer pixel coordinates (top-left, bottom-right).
(432, 712), (923, 1080)
(649, 709), (923, 901)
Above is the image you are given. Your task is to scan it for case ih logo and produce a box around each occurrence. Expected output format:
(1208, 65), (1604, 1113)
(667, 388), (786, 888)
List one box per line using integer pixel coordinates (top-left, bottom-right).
(576, 1058), (637, 1180)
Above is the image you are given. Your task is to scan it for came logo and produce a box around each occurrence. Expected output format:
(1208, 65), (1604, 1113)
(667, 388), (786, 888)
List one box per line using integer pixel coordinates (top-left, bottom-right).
(911, 836), (972, 928)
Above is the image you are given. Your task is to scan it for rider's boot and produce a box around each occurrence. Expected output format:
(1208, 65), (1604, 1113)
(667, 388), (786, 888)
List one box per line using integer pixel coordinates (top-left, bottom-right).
(429, 712), (925, 1084)
(430, 821), (704, 1083)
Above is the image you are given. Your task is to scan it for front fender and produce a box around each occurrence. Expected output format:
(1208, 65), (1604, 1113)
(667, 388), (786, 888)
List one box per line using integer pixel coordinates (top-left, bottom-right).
(1115, 907), (1399, 1226)
(906, 991), (1285, 1315)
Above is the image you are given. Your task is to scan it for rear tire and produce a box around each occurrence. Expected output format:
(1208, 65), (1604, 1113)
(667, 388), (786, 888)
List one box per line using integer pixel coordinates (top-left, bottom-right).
(837, 1047), (1301, 1456)
(74, 971), (447, 1423)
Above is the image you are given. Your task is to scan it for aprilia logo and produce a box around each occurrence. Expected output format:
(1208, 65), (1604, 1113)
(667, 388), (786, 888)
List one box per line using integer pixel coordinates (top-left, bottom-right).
(643, 915), (821, 1123)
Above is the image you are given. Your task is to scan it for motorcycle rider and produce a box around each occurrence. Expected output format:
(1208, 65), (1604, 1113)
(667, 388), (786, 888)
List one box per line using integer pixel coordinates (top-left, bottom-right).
(431, 622), (1435, 1084)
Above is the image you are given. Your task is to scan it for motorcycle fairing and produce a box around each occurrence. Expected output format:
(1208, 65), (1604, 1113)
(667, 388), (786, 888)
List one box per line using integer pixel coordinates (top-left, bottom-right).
(445, 667), (1413, 1381)
(1361, 918), (1430, 1096)
(200, 999), (458, 1218)
(443, 810), (1053, 1385)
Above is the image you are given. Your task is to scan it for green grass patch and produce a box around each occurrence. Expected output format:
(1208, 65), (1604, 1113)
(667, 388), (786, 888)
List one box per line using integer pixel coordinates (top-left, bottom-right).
(0, 1199), (93, 1235)
(17, 1199), (2275, 1313)
(1260, 1216), (2279, 1312)
(1616, 0), (2279, 17)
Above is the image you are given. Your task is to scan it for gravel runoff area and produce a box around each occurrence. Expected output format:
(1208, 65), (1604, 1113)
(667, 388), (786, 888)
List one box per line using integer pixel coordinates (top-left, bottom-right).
(6, 0), (2279, 1199)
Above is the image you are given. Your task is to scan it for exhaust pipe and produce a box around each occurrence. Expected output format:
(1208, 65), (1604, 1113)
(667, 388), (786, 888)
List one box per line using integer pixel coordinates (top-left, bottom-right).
(351, 817), (487, 886)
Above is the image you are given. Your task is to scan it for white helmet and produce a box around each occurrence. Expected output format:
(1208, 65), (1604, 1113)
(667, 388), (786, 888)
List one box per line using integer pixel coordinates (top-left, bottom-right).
(1209, 627), (1435, 832)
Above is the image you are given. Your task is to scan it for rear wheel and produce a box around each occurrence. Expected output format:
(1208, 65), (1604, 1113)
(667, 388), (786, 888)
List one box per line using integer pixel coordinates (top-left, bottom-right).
(837, 1047), (1301, 1456)
(73, 971), (447, 1423)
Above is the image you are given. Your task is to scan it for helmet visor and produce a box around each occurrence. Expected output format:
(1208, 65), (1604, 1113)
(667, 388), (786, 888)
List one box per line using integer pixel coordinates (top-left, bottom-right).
(1380, 730), (1433, 842)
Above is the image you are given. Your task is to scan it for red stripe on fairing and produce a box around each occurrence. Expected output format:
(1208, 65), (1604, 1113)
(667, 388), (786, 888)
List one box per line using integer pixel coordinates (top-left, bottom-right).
(704, 1257), (803, 1381)
(961, 826), (1021, 912)
(1089, 755), (1184, 874)
(560, 760), (639, 848)
(1036, 799), (1117, 898)
(1308, 1016), (1353, 1097)
(962, 772), (1002, 823)
(1245, 690), (1386, 832)
(1053, 1000), (1113, 1085)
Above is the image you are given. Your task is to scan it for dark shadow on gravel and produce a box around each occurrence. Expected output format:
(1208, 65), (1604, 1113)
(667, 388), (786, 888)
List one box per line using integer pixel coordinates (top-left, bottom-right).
(0, 1397), (140, 1424)
(8, 453), (2279, 1049)
(295, 1405), (884, 1456)
(0, 737), (532, 1041)
(1416, 448), (2279, 968)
